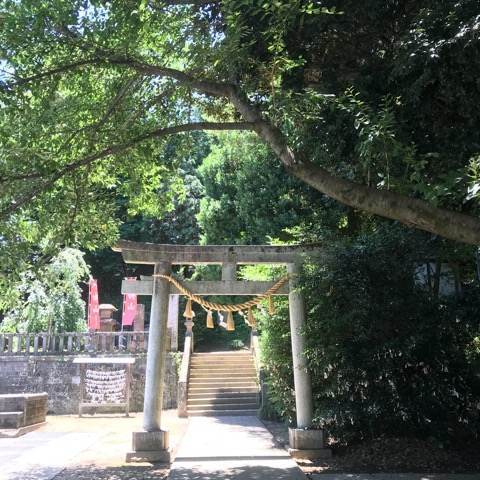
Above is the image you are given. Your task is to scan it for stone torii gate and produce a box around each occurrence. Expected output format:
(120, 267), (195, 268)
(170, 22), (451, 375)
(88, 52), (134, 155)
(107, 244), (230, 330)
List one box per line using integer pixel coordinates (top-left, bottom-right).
(114, 240), (328, 462)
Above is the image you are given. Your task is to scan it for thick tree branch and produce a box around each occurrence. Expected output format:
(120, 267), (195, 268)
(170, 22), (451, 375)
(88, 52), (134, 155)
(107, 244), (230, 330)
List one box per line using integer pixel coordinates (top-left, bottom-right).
(288, 161), (480, 246)
(9, 55), (480, 244)
(10, 55), (231, 97)
(106, 57), (233, 97)
(232, 91), (480, 244)
(213, 83), (480, 245)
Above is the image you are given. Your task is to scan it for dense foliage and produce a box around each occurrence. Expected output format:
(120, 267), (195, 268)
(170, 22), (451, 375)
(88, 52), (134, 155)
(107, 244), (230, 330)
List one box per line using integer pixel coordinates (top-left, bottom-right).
(196, 129), (480, 443)
(255, 229), (480, 442)
(84, 133), (209, 309)
(0, 248), (89, 333)
(198, 132), (320, 244)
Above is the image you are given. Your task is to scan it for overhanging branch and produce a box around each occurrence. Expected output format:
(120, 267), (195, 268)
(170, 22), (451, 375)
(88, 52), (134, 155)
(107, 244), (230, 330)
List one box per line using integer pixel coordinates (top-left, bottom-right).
(0, 121), (253, 217)
(151, 0), (217, 5)
(8, 53), (480, 244)
(12, 59), (101, 86)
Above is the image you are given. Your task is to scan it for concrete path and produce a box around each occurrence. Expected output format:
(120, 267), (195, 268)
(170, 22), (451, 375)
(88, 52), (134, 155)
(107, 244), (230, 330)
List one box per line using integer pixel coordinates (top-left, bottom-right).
(0, 431), (100, 480)
(168, 415), (305, 480)
(0, 411), (186, 480)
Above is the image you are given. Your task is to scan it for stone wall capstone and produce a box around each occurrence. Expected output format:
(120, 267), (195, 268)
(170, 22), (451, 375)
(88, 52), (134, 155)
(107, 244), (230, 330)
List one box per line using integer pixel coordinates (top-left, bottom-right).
(0, 354), (178, 414)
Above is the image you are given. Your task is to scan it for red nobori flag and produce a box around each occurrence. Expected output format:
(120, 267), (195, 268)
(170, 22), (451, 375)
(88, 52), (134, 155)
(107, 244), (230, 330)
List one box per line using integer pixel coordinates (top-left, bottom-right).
(87, 279), (100, 330)
(122, 278), (138, 327)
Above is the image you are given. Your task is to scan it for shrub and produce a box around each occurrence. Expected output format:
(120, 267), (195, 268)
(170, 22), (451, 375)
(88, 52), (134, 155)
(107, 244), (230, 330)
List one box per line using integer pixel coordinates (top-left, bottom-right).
(259, 231), (480, 443)
(257, 299), (296, 421)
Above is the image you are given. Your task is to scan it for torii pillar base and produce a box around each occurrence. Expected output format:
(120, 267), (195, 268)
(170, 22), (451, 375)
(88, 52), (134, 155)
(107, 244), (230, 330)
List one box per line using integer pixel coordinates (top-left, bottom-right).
(126, 430), (171, 463)
(288, 427), (332, 461)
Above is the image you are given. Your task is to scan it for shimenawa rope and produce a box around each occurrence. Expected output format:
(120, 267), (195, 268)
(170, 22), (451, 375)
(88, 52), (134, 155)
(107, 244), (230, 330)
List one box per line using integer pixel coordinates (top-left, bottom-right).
(151, 273), (289, 313)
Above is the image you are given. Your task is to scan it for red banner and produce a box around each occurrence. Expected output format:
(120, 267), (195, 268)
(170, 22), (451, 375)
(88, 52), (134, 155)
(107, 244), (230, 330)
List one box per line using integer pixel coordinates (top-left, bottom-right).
(122, 278), (138, 327)
(87, 279), (100, 330)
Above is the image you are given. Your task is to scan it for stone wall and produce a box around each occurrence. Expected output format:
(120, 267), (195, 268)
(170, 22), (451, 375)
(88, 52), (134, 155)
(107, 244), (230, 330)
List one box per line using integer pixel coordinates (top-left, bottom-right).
(0, 353), (178, 414)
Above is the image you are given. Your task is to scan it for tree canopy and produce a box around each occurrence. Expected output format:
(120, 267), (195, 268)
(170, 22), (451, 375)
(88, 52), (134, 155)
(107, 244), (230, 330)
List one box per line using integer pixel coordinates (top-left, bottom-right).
(1, 0), (479, 277)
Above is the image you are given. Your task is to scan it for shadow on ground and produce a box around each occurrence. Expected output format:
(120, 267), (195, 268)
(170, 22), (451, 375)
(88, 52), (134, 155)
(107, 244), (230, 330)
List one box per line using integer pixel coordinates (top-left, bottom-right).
(170, 463), (303, 480)
(8, 464), (168, 480)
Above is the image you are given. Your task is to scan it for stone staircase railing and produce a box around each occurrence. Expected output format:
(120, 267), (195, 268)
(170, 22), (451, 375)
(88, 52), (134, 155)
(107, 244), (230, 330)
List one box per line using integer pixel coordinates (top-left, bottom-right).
(250, 329), (264, 410)
(0, 331), (149, 356)
(177, 334), (192, 417)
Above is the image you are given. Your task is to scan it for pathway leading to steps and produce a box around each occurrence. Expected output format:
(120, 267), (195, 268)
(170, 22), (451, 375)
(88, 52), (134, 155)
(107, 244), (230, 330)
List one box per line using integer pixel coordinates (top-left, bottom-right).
(168, 415), (305, 480)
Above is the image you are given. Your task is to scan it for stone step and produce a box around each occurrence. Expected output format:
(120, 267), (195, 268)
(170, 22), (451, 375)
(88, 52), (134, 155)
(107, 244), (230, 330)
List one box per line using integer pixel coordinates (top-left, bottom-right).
(190, 361), (255, 367)
(191, 356), (253, 360)
(189, 385), (259, 393)
(192, 351), (252, 355)
(191, 354), (252, 358)
(188, 402), (259, 411)
(188, 380), (257, 388)
(187, 408), (258, 417)
(190, 367), (255, 372)
(190, 366), (257, 375)
(191, 354), (254, 360)
(189, 372), (256, 379)
(0, 411), (23, 429)
(187, 395), (258, 405)
(187, 349), (259, 416)
(189, 375), (257, 382)
(192, 352), (252, 358)
(188, 390), (258, 397)
(189, 372), (257, 379)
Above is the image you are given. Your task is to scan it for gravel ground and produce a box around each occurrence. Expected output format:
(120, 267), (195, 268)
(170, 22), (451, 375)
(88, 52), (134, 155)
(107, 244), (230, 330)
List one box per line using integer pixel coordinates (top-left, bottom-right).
(262, 420), (480, 474)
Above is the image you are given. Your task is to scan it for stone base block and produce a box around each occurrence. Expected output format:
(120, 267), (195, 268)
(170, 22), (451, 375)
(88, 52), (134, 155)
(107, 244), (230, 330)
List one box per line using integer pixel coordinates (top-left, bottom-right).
(127, 430), (170, 463)
(132, 430), (169, 451)
(125, 449), (171, 463)
(288, 447), (332, 461)
(288, 427), (331, 461)
(289, 427), (325, 449)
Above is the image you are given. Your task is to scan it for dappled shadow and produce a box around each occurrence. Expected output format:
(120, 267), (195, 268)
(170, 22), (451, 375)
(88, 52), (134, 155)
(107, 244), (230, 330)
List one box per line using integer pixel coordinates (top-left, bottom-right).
(5, 463), (168, 480)
(169, 462), (305, 480)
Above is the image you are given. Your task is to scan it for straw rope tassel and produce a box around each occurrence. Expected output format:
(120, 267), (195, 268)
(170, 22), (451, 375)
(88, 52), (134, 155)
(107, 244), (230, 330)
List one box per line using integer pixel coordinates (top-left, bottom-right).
(247, 307), (256, 329)
(226, 311), (235, 331)
(268, 295), (275, 315)
(206, 310), (214, 329)
(183, 298), (195, 319)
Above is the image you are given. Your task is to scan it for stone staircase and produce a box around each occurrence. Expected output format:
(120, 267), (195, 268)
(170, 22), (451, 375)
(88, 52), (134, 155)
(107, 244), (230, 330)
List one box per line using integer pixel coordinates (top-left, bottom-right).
(187, 351), (259, 416)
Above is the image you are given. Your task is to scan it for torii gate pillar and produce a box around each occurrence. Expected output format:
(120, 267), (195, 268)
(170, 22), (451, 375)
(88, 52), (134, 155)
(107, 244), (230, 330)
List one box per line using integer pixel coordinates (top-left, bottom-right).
(127, 262), (172, 462)
(287, 262), (331, 460)
(288, 262), (313, 428)
(143, 261), (171, 431)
